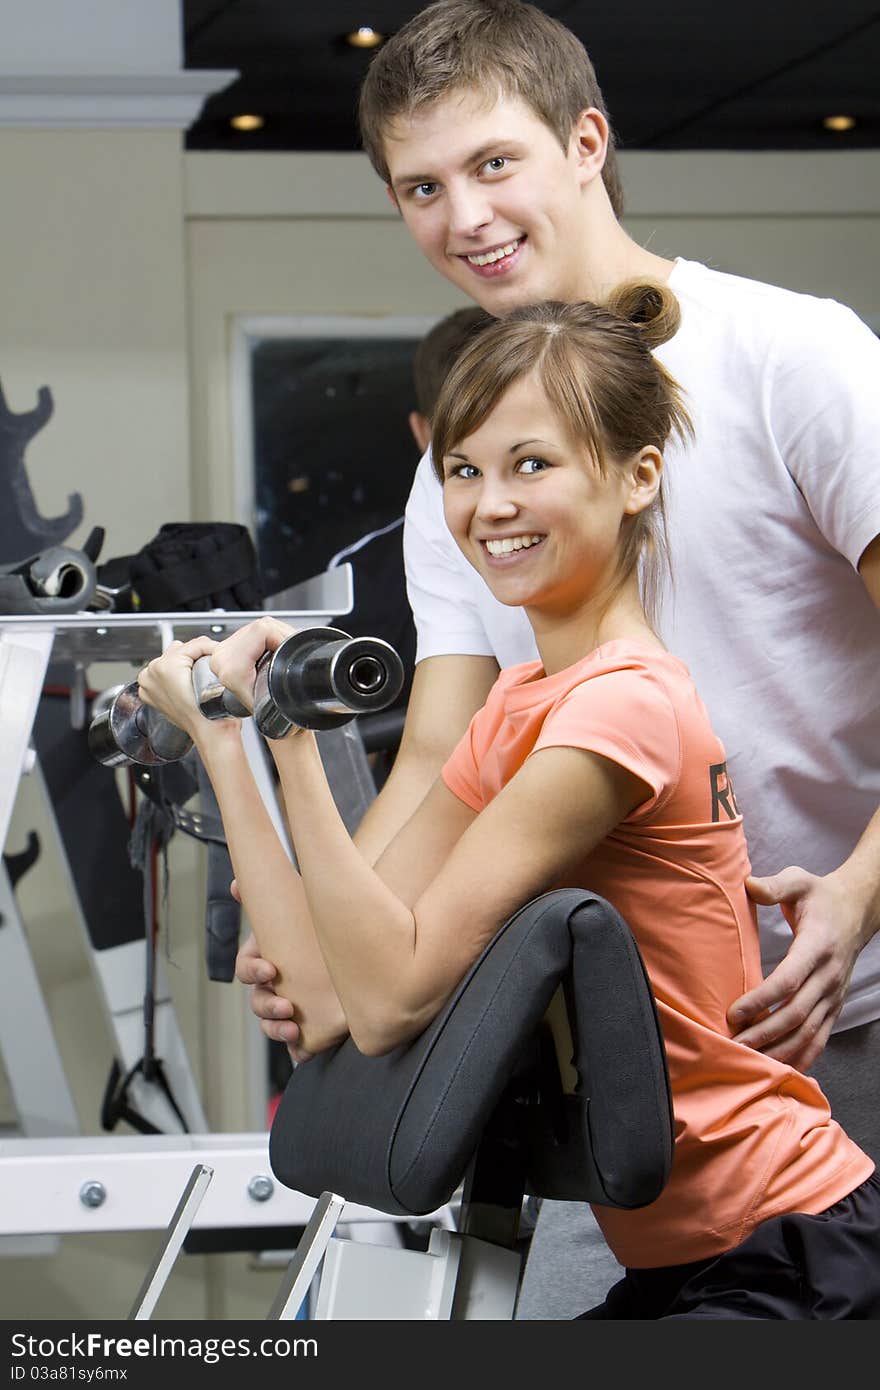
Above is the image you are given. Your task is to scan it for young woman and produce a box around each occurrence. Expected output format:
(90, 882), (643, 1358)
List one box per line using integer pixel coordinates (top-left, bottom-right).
(138, 286), (880, 1319)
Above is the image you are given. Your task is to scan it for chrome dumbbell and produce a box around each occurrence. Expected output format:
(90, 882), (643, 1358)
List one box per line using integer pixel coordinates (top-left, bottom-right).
(88, 626), (405, 767)
(86, 682), (195, 768)
(238, 626), (404, 738)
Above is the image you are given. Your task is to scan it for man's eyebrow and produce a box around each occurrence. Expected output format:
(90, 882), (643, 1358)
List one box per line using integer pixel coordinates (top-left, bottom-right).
(391, 139), (520, 189)
(391, 170), (437, 190)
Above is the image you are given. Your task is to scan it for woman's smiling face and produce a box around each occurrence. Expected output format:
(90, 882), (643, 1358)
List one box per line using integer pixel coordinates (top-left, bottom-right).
(441, 373), (642, 619)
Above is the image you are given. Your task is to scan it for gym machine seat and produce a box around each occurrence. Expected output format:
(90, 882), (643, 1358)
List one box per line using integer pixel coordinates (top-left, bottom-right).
(264, 888), (674, 1320)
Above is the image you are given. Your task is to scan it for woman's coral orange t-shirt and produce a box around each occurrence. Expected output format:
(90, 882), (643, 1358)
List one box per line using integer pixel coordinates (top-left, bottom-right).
(441, 639), (872, 1268)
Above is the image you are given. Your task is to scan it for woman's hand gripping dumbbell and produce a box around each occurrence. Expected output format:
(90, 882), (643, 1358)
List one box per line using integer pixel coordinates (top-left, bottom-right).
(88, 620), (405, 767)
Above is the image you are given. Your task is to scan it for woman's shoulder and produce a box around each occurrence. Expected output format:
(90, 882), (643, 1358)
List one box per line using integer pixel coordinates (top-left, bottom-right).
(487, 642), (705, 736)
(558, 639), (692, 699)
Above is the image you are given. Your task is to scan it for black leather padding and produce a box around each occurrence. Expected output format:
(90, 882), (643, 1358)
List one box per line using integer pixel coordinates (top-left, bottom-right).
(268, 889), (673, 1218)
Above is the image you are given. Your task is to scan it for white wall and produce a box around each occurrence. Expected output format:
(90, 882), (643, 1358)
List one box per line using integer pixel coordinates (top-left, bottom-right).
(0, 128), (192, 555)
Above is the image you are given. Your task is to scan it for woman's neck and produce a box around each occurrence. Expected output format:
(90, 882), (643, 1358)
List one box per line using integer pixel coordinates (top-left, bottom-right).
(528, 581), (663, 677)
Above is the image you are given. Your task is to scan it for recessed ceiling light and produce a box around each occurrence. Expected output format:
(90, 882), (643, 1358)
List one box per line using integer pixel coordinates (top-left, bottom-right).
(230, 114), (264, 132)
(823, 114), (856, 132)
(346, 26), (384, 49)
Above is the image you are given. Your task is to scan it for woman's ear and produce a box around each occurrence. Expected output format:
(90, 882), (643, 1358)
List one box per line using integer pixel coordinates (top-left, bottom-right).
(623, 447), (663, 516)
(570, 107), (609, 187)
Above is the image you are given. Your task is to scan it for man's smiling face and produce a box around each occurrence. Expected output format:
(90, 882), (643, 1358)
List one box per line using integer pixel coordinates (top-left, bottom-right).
(384, 89), (595, 316)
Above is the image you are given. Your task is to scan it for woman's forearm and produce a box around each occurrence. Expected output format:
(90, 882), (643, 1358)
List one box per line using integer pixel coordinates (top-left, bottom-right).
(271, 733), (424, 1052)
(195, 728), (347, 1051)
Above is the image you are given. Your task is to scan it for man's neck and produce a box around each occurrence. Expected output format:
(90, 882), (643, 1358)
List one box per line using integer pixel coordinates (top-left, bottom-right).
(570, 209), (676, 305)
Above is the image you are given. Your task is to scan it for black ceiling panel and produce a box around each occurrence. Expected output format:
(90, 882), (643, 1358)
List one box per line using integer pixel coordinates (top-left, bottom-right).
(183, 1), (880, 153)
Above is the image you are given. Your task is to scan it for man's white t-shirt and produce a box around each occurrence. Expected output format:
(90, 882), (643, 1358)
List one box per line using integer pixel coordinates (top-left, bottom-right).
(403, 257), (880, 1032)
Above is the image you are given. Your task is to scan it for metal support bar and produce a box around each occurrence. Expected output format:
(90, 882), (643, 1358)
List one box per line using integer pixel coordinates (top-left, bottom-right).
(128, 1163), (214, 1320)
(0, 627), (53, 853)
(0, 1133), (454, 1236)
(0, 863), (79, 1140)
(266, 1191), (346, 1321)
(0, 582), (355, 1228)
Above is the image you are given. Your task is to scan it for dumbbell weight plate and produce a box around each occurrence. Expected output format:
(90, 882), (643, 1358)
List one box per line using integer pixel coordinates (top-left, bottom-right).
(255, 627), (404, 736)
(87, 683), (193, 767)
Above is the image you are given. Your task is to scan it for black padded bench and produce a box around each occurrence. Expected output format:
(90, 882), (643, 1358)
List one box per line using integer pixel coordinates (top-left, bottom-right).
(265, 888), (673, 1320)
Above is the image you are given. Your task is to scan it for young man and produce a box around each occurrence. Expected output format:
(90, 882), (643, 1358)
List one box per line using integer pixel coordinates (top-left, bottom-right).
(237, 0), (880, 1315)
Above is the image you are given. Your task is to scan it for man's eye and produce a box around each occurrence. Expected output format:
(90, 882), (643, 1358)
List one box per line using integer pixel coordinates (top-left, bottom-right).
(413, 182), (438, 199)
(518, 456), (549, 474)
(483, 157), (507, 174)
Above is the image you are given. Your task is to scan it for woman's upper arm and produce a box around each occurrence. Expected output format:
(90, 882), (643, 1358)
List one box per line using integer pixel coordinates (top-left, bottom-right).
(353, 654), (498, 864)
(404, 745), (649, 1021)
(374, 775), (479, 905)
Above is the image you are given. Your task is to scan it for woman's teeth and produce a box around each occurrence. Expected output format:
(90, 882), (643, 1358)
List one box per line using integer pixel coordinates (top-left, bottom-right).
(467, 239), (521, 267)
(485, 535), (543, 556)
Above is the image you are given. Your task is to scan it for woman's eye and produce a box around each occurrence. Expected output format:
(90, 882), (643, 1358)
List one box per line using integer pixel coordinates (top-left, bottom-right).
(446, 463), (479, 480)
(518, 456), (549, 474)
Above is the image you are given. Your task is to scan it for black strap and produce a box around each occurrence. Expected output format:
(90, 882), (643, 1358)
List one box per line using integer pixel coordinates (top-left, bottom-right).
(196, 758), (241, 981)
(133, 756), (227, 844)
(131, 532), (259, 611)
(134, 535), (254, 609)
(126, 784), (184, 1125)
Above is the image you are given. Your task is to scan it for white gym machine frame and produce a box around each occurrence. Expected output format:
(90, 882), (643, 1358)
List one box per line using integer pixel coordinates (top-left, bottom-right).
(0, 570), (466, 1318)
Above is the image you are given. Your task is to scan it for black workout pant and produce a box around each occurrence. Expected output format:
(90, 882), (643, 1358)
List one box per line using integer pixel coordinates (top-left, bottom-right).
(579, 1171), (880, 1319)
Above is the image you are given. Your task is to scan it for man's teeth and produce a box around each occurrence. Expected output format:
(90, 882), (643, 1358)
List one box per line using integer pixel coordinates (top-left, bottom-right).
(467, 240), (520, 267)
(485, 535), (543, 556)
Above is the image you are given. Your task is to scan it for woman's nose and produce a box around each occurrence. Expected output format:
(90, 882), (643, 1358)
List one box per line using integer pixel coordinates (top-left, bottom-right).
(475, 477), (519, 520)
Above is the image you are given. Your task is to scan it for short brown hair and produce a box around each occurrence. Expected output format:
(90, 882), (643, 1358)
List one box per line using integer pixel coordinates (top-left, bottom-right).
(431, 284), (693, 622)
(359, 0), (624, 218)
(413, 306), (492, 419)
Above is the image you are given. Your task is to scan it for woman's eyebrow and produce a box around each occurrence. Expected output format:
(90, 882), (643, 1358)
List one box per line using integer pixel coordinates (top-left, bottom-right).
(509, 438), (553, 453)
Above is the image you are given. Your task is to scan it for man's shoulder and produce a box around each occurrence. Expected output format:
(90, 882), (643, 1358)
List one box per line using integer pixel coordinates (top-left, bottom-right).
(672, 257), (862, 333)
(667, 258), (874, 378)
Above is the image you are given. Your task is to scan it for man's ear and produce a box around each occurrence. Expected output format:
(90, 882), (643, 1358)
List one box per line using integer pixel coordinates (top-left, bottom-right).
(409, 411), (432, 454)
(385, 183), (401, 213)
(623, 447), (663, 517)
(570, 107), (609, 187)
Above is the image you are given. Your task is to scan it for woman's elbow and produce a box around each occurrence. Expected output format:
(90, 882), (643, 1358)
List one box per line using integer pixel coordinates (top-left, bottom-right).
(348, 1017), (412, 1057)
(293, 991), (350, 1056)
(348, 1001), (436, 1057)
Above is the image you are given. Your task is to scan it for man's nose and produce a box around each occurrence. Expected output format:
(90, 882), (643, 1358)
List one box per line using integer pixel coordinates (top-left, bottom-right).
(447, 182), (492, 239)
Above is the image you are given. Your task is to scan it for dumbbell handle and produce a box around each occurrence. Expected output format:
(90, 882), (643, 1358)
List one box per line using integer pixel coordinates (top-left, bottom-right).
(89, 627), (405, 767)
(192, 657), (250, 720)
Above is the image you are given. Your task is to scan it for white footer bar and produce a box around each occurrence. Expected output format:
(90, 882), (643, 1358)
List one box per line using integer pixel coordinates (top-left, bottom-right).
(0, 1133), (451, 1236)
